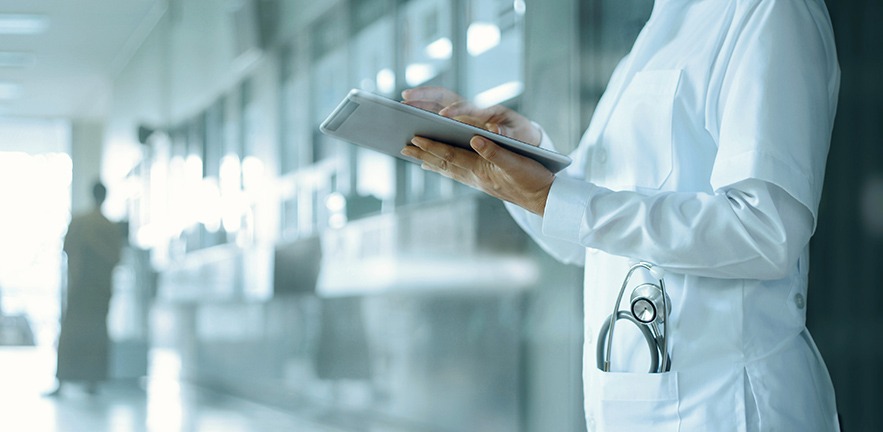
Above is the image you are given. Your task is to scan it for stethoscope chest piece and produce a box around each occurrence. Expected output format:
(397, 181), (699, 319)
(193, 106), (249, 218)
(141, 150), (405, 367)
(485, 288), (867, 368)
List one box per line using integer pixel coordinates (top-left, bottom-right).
(630, 283), (667, 324)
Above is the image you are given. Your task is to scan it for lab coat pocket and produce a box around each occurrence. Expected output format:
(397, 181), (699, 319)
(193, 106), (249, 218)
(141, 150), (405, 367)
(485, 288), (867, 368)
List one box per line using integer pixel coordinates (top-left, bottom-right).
(600, 69), (682, 191)
(593, 369), (681, 431)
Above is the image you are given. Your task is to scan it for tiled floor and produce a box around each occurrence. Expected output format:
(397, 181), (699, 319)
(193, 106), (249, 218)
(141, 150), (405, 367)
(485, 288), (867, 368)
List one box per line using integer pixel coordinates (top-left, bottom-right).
(0, 347), (346, 432)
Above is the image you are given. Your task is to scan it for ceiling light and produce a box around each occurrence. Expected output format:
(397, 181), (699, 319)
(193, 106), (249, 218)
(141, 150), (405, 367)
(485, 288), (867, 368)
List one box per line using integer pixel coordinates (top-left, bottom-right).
(0, 14), (50, 35)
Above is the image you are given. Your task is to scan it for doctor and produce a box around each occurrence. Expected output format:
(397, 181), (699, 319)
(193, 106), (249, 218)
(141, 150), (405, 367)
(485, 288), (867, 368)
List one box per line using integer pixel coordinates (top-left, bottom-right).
(401, 0), (840, 430)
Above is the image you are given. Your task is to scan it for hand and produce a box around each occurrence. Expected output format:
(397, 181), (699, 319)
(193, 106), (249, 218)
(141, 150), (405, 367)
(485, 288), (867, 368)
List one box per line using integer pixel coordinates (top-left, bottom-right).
(402, 86), (542, 146)
(401, 134), (555, 216)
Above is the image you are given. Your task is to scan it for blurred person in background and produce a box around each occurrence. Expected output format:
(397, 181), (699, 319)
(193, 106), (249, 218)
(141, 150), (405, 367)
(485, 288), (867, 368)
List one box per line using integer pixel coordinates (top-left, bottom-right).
(401, 0), (840, 429)
(46, 181), (124, 396)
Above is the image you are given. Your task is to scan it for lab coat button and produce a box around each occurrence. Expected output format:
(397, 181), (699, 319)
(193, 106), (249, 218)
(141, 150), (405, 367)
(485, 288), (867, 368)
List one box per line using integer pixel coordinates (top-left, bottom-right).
(794, 293), (806, 309)
(587, 416), (596, 431)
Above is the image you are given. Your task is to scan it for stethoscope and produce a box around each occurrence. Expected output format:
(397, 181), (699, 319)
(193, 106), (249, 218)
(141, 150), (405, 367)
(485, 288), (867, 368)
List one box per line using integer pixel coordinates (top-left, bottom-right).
(596, 262), (671, 373)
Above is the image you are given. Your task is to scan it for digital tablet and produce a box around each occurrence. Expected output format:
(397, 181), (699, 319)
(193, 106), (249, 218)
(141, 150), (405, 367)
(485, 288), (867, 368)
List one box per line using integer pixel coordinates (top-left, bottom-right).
(319, 89), (572, 173)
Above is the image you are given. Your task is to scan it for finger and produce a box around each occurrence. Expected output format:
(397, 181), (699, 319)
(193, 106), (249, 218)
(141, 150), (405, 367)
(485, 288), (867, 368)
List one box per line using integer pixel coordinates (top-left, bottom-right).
(440, 102), (508, 124)
(400, 144), (424, 162)
(402, 100), (486, 127)
(401, 100), (448, 113)
(420, 155), (473, 182)
(410, 136), (481, 171)
(401, 143), (459, 172)
(438, 100), (482, 119)
(470, 136), (543, 172)
(406, 100), (496, 133)
(402, 86), (464, 107)
(402, 144), (475, 183)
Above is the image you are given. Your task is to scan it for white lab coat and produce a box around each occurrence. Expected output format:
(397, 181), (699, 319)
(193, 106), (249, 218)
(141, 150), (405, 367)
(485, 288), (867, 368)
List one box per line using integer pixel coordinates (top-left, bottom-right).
(507, 0), (841, 430)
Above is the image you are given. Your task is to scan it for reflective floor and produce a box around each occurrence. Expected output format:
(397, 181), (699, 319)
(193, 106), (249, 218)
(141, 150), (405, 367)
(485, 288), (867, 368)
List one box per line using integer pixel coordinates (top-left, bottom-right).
(0, 347), (346, 432)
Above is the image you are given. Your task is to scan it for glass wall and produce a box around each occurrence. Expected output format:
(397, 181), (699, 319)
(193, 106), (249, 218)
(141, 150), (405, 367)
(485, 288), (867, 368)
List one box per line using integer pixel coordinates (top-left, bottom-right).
(464, 0), (525, 107)
(134, 0), (538, 254)
(125, 0), (590, 431)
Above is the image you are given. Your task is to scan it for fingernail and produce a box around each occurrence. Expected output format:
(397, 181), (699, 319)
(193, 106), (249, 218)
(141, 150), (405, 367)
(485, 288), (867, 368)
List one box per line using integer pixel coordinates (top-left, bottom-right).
(471, 137), (486, 151)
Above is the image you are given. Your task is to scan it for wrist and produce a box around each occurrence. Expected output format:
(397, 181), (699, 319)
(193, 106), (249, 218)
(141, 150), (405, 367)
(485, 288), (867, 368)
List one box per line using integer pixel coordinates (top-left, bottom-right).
(530, 177), (554, 216)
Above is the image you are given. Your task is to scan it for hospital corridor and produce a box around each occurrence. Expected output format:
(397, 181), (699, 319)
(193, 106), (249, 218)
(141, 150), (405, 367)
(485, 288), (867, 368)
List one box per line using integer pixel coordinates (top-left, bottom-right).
(0, 0), (880, 431)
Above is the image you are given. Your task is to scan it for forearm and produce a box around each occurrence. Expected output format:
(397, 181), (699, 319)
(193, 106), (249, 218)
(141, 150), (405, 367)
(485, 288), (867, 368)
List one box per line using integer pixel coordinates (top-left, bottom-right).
(543, 178), (813, 279)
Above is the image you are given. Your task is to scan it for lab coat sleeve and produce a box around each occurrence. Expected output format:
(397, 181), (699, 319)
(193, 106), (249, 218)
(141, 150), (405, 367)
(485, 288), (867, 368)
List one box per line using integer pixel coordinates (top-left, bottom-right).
(707, 0), (840, 228)
(505, 125), (587, 266)
(506, 201), (586, 266)
(542, 177), (814, 280)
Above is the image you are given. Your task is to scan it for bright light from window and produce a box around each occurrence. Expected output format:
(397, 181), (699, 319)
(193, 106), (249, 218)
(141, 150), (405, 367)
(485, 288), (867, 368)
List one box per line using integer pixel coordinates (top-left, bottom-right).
(195, 179), (222, 233)
(241, 156), (264, 190)
(376, 68), (395, 95)
(167, 155), (188, 235)
(0, 150), (70, 348)
(425, 37), (452, 60)
(219, 154), (242, 195)
(467, 22), (501, 57)
(325, 192), (346, 213)
(0, 119), (70, 349)
(135, 223), (164, 249)
(474, 81), (524, 108)
(358, 150), (395, 200)
(185, 155), (202, 179)
(325, 192), (347, 230)
(146, 349), (184, 432)
(182, 155), (204, 231)
(0, 152), (71, 289)
(405, 63), (437, 87)
(221, 199), (243, 233)
(219, 155), (244, 233)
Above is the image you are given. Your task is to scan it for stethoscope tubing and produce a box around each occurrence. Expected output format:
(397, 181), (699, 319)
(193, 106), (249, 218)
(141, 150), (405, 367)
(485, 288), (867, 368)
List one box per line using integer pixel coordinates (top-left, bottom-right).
(600, 262), (670, 373)
(597, 310), (660, 373)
